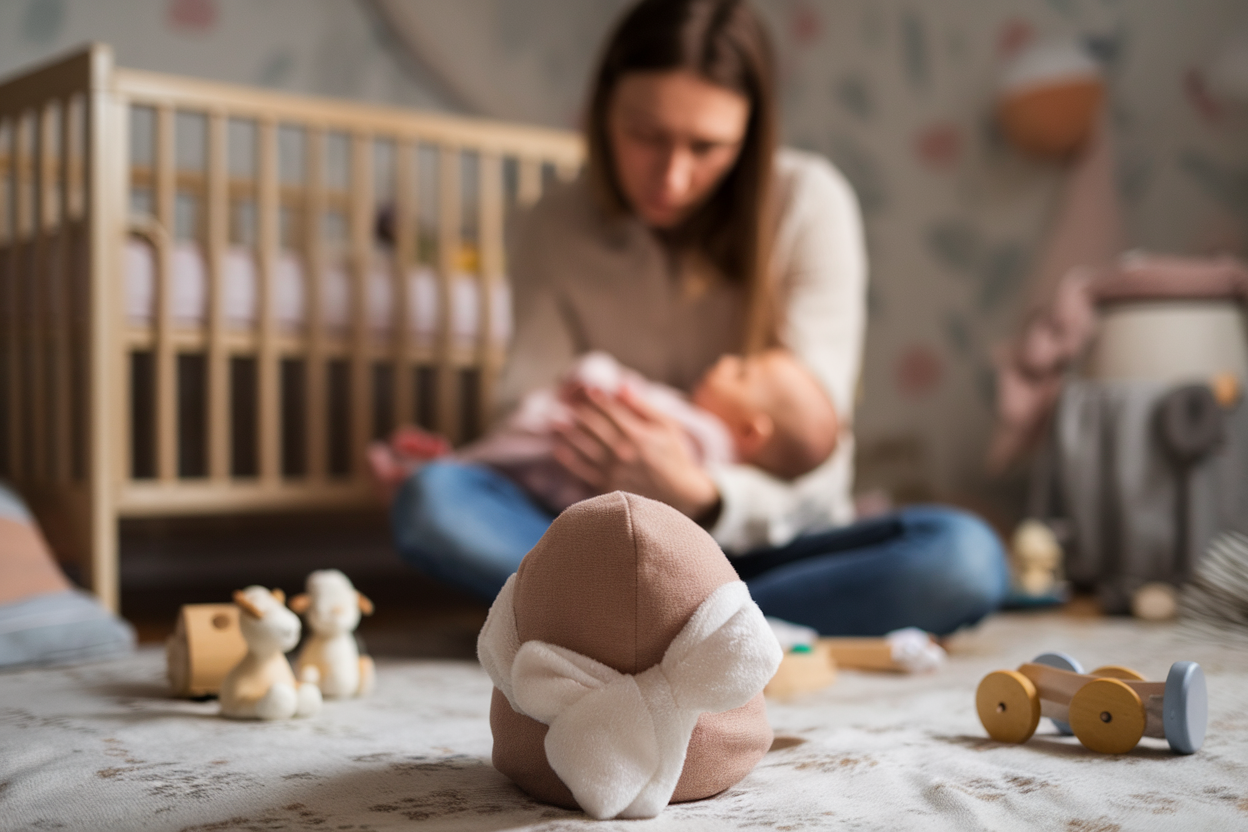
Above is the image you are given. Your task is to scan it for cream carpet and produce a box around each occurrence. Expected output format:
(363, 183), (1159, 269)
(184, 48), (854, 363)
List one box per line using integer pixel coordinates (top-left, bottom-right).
(2, 611), (1246, 831)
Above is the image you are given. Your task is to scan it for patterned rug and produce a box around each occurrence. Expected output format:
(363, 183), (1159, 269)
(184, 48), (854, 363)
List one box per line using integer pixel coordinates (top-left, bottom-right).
(2, 611), (1246, 831)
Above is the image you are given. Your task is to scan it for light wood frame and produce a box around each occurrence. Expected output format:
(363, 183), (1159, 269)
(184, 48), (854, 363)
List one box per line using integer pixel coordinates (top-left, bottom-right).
(0, 44), (582, 611)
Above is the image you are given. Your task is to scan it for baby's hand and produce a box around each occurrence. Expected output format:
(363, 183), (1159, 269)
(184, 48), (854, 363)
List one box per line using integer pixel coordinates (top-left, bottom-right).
(391, 426), (451, 461)
(557, 378), (588, 404)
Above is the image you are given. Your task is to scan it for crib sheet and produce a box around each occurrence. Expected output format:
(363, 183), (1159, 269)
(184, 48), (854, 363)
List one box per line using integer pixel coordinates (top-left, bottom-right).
(124, 239), (511, 347)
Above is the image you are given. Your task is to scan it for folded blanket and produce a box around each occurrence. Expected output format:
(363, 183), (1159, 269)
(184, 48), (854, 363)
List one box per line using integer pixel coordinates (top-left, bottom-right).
(0, 482), (135, 670)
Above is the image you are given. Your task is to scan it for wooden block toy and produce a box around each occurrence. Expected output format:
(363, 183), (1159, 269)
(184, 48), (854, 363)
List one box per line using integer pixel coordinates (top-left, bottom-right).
(976, 652), (1207, 754)
(765, 643), (838, 699)
(166, 603), (248, 698)
(821, 628), (946, 673)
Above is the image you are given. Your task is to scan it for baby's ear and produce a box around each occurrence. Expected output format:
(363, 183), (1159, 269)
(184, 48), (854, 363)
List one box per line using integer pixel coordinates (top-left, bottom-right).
(736, 412), (774, 459)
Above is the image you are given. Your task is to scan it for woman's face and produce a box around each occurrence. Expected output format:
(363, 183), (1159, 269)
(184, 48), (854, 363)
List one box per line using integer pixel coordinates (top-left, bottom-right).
(607, 70), (750, 229)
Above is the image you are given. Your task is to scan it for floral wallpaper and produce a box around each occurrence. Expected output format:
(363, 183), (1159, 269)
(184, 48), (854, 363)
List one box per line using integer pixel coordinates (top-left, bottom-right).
(1, 0), (1246, 511)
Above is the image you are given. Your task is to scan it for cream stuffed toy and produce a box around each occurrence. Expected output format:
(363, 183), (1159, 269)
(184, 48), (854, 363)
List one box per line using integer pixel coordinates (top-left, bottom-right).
(478, 492), (783, 820)
(291, 569), (376, 698)
(219, 586), (321, 720)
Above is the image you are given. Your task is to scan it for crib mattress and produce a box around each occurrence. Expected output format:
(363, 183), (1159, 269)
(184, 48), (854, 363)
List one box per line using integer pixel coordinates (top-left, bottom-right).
(124, 240), (512, 346)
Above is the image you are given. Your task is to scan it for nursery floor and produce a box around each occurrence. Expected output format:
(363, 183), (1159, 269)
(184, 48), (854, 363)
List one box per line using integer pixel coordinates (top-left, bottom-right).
(2, 609), (1246, 831)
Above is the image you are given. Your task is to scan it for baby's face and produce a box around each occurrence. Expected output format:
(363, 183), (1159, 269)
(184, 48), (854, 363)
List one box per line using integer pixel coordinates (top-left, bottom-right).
(692, 353), (775, 432)
(693, 350), (838, 477)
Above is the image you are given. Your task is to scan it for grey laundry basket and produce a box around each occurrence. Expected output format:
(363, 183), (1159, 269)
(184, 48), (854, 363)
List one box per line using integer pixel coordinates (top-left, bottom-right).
(1029, 380), (1248, 613)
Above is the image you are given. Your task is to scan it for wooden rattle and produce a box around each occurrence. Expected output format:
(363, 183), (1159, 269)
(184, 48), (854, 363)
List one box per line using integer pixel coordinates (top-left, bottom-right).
(976, 652), (1206, 754)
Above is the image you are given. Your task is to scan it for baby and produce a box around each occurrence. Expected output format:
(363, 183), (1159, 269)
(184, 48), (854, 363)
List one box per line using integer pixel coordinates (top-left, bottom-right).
(369, 349), (838, 513)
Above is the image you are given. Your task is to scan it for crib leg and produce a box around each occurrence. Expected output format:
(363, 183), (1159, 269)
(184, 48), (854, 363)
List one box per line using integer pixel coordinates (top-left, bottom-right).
(87, 499), (119, 613)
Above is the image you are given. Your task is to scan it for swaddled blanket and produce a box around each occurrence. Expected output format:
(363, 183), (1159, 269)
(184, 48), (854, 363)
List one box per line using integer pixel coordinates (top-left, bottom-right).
(460, 352), (736, 512)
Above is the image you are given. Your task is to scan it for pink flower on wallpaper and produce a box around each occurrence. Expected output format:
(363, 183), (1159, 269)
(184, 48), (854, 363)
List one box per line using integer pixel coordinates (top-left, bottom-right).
(168, 0), (218, 32)
(1184, 68), (1224, 124)
(896, 344), (944, 399)
(790, 2), (822, 47)
(996, 19), (1034, 60)
(915, 123), (962, 170)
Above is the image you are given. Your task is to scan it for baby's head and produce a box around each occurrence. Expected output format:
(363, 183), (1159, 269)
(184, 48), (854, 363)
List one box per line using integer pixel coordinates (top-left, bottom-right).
(693, 349), (838, 480)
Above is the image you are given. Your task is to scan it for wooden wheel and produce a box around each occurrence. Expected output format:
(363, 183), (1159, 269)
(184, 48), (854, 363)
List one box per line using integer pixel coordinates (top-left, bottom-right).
(1090, 665), (1145, 681)
(976, 670), (1041, 743)
(1069, 678), (1146, 754)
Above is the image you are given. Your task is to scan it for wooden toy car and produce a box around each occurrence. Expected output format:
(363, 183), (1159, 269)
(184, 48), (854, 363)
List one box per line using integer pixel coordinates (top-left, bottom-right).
(975, 652), (1206, 754)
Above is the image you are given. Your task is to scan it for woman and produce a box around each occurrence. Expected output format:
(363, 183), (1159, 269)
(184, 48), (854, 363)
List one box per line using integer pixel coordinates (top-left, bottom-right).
(388, 0), (1008, 636)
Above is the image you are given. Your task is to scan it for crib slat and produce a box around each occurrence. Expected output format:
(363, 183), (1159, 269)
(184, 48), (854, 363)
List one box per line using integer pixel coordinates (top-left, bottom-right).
(2, 118), (22, 482)
(54, 99), (75, 483)
(436, 145), (461, 444)
(0, 121), (8, 243)
(85, 72), (129, 612)
(30, 106), (52, 482)
(206, 111), (229, 482)
(348, 132), (373, 478)
(477, 151), (504, 434)
(518, 158), (542, 207)
(154, 105), (177, 482)
(392, 140), (415, 432)
(304, 128), (327, 482)
(256, 119), (280, 484)
(14, 115), (35, 482)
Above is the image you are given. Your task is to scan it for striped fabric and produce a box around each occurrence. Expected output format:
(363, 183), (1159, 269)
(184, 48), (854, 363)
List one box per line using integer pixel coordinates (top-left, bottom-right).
(0, 482), (135, 669)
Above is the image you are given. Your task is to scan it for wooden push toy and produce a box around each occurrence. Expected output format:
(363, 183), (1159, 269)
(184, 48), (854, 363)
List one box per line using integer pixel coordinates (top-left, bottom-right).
(976, 652), (1207, 754)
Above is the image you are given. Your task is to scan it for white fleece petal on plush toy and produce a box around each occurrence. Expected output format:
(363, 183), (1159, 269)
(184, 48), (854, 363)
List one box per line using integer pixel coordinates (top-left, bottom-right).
(543, 673), (660, 819)
(511, 641), (622, 722)
(477, 574), (522, 706)
(664, 584), (783, 713)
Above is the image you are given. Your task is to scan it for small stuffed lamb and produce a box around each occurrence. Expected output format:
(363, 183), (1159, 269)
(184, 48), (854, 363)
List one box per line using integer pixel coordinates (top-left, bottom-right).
(290, 570), (376, 698)
(219, 586), (322, 720)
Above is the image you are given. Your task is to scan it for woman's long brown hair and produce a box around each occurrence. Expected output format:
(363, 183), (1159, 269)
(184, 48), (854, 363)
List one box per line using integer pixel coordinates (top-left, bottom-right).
(585, 0), (779, 354)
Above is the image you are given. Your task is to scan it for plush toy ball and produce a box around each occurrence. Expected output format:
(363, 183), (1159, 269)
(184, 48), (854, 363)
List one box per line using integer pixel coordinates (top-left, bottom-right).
(998, 39), (1104, 159)
(479, 492), (781, 819)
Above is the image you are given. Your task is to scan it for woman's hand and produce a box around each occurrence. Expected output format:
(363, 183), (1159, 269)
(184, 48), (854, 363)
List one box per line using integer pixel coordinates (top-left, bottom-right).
(551, 386), (721, 524)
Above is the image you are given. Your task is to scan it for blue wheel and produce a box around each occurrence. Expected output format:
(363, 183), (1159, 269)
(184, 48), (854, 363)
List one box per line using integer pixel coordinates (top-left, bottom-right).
(1033, 652), (1083, 735)
(1163, 661), (1207, 754)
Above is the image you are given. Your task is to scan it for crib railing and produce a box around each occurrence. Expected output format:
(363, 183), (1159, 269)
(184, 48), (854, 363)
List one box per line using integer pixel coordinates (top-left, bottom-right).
(0, 44), (582, 610)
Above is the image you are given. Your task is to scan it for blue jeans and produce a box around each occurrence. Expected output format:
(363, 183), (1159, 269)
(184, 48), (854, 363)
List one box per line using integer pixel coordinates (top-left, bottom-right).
(391, 461), (1009, 636)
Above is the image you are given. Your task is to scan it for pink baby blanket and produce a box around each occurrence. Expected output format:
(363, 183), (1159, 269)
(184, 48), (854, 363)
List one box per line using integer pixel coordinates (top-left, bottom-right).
(459, 353), (736, 512)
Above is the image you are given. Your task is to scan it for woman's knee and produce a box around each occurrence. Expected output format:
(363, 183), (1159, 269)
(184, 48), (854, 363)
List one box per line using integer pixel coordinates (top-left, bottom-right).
(390, 462), (479, 563)
(906, 506), (1010, 628)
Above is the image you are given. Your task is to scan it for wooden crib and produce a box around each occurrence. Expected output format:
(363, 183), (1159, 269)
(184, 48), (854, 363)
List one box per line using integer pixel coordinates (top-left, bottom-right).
(0, 44), (582, 611)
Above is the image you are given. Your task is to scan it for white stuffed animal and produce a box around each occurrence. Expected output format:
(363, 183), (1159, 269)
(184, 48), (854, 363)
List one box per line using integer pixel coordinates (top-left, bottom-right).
(219, 586), (322, 720)
(291, 570), (376, 699)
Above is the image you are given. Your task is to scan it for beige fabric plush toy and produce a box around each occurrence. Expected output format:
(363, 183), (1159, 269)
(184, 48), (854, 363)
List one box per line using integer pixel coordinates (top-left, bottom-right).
(478, 492), (783, 820)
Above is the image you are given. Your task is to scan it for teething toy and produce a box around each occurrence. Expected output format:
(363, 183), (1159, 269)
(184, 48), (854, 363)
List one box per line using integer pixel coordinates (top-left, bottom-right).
(976, 652), (1206, 754)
